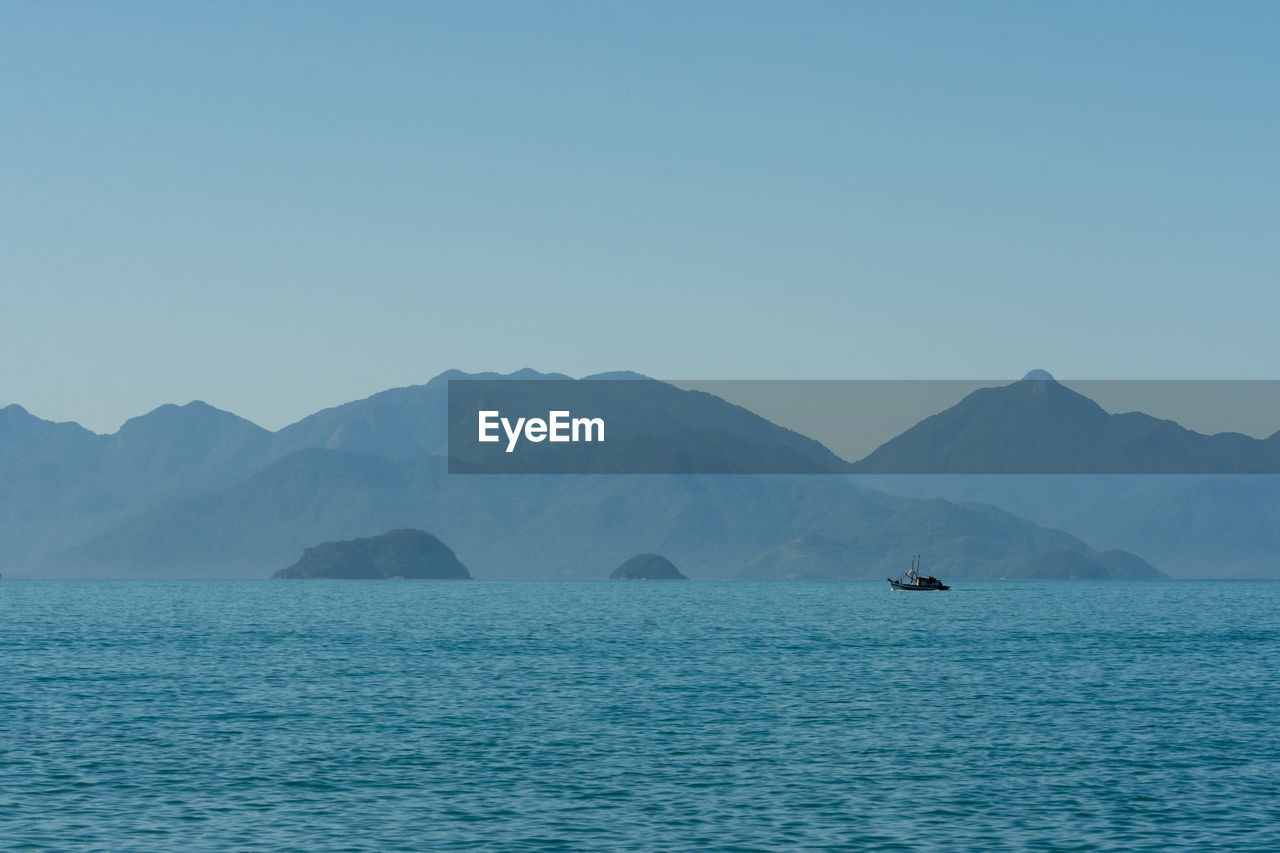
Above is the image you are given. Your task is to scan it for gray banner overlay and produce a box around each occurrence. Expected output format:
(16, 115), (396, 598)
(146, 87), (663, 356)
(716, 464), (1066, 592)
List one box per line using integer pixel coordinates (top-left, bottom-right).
(448, 377), (1280, 474)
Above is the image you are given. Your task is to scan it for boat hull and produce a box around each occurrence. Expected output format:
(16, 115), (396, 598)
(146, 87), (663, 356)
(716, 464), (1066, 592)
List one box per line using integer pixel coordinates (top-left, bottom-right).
(888, 579), (949, 591)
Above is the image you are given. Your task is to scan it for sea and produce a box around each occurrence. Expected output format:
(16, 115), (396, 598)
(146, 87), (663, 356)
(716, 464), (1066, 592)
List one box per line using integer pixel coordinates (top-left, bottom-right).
(3, 579), (1278, 852)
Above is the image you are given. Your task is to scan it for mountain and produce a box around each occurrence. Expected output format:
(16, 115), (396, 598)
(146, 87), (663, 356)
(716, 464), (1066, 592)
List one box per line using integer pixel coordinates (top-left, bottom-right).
(41, 445), (1137, 580)
(732, 498), (1162, 579)
(273, 529), (471, 579)
(0, 370), (584, 572)
(855, 473), (1280, 578)
(270, 368), (572, 459)
(4, 366), (862, 575)
(37, 451), (879, 578)
(1, 400), (271, 494)
(2, 368), (1207, 580)
(1012, 549), (1164, 580)
(0, 400), (275, 570)
(845, 374), (1280, 576)
(0, 404), (101, 471)
(104, 402), (273, 493)
(445, 374), (853, 474)
(850, 375), (1280, 474)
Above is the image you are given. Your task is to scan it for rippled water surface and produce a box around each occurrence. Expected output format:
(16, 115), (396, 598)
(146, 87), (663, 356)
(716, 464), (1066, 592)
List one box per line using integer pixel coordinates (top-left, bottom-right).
(3, 580), (1279, 851)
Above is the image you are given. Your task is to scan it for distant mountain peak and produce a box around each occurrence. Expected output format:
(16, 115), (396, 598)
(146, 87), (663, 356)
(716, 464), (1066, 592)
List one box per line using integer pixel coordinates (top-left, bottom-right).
(424, 368), (574, 387)
(853, 374), (1280, 474)
(118, 400), (266, 435)
(582, 370), (653, 381)
(1, 403), (34, 424)
(1021, 369), (1055, 382)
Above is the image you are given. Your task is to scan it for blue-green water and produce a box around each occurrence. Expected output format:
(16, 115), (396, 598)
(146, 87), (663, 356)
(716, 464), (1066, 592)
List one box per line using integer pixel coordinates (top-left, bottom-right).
(3, 580), (1278, 851)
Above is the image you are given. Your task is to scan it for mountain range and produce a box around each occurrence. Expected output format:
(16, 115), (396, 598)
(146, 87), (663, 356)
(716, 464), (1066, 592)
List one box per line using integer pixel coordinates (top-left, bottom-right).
(3, 368), (1274, 579)
(846, 372), (1279, 577)
(851, 373), (1280, 474)
(445, 375), (852, 474)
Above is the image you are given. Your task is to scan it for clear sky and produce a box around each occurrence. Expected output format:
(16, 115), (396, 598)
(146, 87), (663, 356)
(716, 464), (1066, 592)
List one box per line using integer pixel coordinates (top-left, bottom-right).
(2, 1), (1277, 433)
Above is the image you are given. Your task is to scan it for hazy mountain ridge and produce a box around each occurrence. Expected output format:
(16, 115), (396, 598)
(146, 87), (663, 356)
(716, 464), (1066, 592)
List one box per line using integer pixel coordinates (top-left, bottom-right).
(1, 404), (102, 471)
(40, 447), (1146, 581)
(446, 377), (853, 474)
(843, 374), (1279, 577)
(850, 377), (1280, 474)
(731, 498), (1158, 580)
(16, 372), (1137, 580)
(9, 368), (1267, 579)
(0, 370), (581, 569)
(858, 474), (1280, 578)
(268, 368), (575, 460)
(1, 400), (279, 567)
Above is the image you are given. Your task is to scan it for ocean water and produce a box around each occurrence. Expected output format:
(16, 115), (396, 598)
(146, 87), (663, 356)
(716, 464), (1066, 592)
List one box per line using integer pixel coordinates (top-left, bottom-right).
(3, 580), (1278, 852)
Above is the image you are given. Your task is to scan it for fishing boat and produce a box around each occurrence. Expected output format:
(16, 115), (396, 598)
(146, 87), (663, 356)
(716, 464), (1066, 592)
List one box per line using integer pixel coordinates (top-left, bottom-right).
(888, 555), (949, 591)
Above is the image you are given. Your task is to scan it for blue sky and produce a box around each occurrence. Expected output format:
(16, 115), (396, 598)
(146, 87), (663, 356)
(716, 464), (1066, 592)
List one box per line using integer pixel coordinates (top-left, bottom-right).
(2, 1), (1277, 432)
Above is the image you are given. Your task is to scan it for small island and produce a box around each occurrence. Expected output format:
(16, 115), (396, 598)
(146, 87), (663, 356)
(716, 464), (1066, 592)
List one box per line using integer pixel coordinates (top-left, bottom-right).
(609, 553), (689, 580)
(272, 529), (472, 579)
